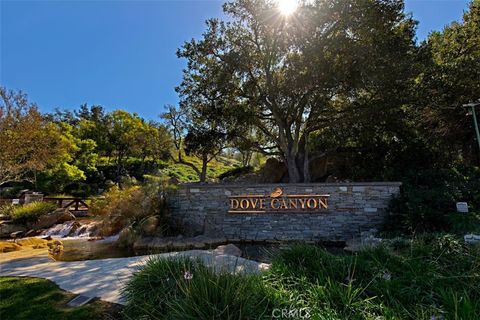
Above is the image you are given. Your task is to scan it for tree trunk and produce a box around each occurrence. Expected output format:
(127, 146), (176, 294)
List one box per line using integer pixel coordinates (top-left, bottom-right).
(303, 134), (311, 183)
(200, 154), (208, 182)
(285, 152), (302, 183)
(116, 154), (123, 182)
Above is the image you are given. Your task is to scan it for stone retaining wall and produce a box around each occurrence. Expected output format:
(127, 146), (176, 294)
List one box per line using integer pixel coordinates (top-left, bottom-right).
(169, 182), (401, 241)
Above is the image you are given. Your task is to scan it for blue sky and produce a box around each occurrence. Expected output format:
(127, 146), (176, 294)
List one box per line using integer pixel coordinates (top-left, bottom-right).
(0, 0), (472, 120)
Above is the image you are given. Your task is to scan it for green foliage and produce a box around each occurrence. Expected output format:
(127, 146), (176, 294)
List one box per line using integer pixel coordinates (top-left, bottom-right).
(123, 258), (271, 320)
(388, 166), (480, 232)
(9, 202), (56, 224)
(33, 105), (176, 195)
(267, 241), (480, 319)
(178, 0), (418, 182)
(0, 276), (118, 320)
(448, 212), (480, 234)
(2, 1), (479, 193)
(0, 88), (79, 186)
(124, 240), (480, 320)
(0, 204), (15, 218)
(418, 0), (480, 163)
(160, 155), (235, 182)
(218, 166), (254, 181)
(90, 178), (171, 237)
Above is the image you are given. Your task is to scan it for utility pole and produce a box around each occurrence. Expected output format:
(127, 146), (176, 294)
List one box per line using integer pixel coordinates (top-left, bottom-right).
(462, 100), (480, 154)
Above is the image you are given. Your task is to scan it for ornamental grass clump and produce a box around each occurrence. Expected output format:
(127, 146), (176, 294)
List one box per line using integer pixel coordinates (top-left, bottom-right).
(9, 201), (56, 224)
(90, 176), (171, 237)
(122, 257), (271, 320)
(124, 238), (480, 320)
(265, 242), (480, 319)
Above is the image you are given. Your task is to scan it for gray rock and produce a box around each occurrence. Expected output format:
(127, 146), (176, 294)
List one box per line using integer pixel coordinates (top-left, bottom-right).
(163, 250), (270, 274)
(132, 237), (149, 250)
(29, 208), (75, 230)
(118, 226), (136, 247)
(0, 222), (26, 238)
(213, 244), (242, 257)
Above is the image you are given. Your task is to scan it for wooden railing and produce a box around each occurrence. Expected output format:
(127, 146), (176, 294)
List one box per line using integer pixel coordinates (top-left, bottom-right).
(43, 197), (89, 211)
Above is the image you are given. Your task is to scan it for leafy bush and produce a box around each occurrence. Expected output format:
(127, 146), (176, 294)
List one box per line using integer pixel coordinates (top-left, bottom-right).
(388, 166), (480, 232)
(9, 201), (56, 224)
(123, 258), (271, 320)
(218, 166), (254, 181)
(124, 240), (480, 319)
(0, 203), (15, 218)
(265, 242), (480, 319)
(448, 212), (480, 234)
(90, 177), (171, 237)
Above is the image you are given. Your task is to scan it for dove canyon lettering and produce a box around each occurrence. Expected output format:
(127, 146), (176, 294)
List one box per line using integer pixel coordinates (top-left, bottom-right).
(228, 188), (330, 214)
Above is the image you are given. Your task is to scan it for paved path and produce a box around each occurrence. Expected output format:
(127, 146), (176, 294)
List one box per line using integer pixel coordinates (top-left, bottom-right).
(0, 250), (269, 305)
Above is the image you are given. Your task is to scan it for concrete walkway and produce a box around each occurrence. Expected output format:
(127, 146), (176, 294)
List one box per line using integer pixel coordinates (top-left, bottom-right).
(0, 250), (269, 305)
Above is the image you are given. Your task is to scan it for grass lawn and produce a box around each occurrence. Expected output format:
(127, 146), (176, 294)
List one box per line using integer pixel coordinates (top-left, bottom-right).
(0, 277), (122, 320)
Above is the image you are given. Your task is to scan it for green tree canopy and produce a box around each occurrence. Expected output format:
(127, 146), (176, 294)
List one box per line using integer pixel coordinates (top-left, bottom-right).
(419, 0), (480, 164)
(178, 0), (418, 182)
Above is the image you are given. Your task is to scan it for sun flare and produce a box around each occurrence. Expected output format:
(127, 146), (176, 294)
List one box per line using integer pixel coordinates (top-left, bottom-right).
(277, 0), (298, 16)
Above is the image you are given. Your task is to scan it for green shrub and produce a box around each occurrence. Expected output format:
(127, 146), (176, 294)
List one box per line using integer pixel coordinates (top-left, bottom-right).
(10, 202), (57, 224)
(0, 204), (15, 218)
(218, 166), (254, 180)
(124, 241), (480, 320)
(90, 178), (172, 237)
(123, 257), (271, 320)
(388, 166), (480, 232)
(265, 242), (480, 319)
(447, 212), (480, 234)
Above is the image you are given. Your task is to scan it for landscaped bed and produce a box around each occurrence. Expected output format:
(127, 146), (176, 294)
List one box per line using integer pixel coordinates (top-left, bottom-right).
(1, 234), (479, 319)
(124, 235), (480, 320)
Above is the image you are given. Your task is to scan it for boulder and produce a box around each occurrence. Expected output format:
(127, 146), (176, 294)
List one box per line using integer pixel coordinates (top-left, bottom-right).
(29, 208), (75, 230)
(258, 158), (287, 183)
(16, 237), (49, 249)
(47, 239), (64, 255)
(213, 244), (242, 257)
(132, 237), (170, 251)
(171, 241), (187, 250)
(0, 222), (26, 238)
(0, 241), (21, 253)
(25, 229), (42, 237)
(139, 216), (161, 237)
(117, 226), (136, 248)
(100, 215), (128, 236)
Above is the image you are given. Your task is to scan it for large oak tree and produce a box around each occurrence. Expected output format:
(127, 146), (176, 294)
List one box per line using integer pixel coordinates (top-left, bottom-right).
(178, 0), (417, 182)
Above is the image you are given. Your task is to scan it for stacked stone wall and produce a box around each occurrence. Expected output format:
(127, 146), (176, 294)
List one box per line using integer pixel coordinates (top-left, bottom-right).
(169, 182), (401, 241)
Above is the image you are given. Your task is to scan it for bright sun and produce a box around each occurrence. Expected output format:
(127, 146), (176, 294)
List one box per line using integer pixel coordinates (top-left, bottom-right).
(277, 0), (298, 16)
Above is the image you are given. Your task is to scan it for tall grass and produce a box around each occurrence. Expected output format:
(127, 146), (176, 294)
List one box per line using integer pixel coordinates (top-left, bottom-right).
(123, 237), (480, 319)
(9, 201), (56, 224)
(90, 180), (171, 237)
(122, 257), (270, 320)
(266, 241), (480, 319)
